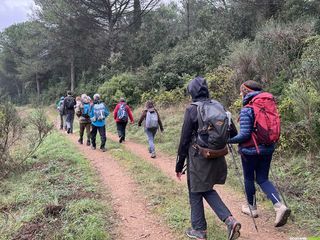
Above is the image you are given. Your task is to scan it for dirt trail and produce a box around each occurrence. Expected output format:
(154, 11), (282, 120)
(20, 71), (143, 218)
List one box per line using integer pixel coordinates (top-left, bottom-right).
(63, 131), (177, 240)
(108, 133), (305, 240)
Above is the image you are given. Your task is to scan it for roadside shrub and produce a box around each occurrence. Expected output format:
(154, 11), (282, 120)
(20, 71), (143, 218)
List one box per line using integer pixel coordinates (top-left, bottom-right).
(0, 105), (53, 179)
(0, 103), (22, 168)
(141, 88), (186, 108)
(279, 79), (320, 157)
(98, 72), (143, 108)
(300, 35), (320, 81)
(227, 19), (314, 93)
(205, 67), (237, 107)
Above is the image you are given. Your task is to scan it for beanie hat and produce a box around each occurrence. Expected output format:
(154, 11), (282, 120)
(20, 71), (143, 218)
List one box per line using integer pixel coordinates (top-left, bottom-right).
(240, 80), (262, 95)
(93, 93), (100, 100)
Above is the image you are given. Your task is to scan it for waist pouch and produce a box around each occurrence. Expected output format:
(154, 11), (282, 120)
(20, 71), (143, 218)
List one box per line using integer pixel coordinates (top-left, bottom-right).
(194, 144), (228, 159)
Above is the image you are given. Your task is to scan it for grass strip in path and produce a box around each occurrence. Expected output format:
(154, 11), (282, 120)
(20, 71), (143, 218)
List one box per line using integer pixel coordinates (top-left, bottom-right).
(0, 131), (115, 240)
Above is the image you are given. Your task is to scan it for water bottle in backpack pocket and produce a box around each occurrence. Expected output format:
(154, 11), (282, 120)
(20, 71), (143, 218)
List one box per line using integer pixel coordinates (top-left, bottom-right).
(145, 109), (158, 130)
(117, 103), (128, 122)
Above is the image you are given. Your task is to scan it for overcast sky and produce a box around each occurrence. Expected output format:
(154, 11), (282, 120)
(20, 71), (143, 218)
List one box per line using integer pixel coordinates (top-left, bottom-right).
(0, 0), (177, 32)
(0, 0), (36, 31)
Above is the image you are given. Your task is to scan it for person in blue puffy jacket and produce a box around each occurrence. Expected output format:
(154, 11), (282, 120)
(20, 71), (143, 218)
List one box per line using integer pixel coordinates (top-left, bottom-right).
(228, 80), (290, 227)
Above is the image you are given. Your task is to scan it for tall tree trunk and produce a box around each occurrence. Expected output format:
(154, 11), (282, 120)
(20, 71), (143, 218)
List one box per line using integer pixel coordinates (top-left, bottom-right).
(36, 72), (40, 98)
(132, 0), (142, 33)
(186, 0), (190, 37)
(15, 81), (21, 98)
(70, 54), (75, 92)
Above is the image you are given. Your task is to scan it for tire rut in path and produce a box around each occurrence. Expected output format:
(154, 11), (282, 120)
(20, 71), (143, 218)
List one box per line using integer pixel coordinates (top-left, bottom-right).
(108, 133), (304, 240)
(64, 131), (177, 240)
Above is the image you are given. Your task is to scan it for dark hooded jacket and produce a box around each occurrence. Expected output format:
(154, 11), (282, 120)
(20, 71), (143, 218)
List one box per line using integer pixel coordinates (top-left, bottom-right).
(176, 77), (236, 192)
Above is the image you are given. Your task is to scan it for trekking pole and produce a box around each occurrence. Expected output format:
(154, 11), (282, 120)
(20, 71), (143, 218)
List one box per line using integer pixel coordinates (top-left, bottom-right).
(227, 143), (259, 232)
(226, 111), (259, 232)
(269, 166), (288, 207)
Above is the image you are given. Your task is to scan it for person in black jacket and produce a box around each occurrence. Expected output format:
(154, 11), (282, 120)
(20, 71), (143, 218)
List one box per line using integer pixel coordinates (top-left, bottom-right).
(63, 91), (76, 134)
(176, 77), (241, 240)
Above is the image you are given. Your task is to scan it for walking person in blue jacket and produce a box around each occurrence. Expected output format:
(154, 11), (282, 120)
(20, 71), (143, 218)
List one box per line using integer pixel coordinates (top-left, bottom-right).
(89, 94), (109, 152)
(228, 80), (291, 227)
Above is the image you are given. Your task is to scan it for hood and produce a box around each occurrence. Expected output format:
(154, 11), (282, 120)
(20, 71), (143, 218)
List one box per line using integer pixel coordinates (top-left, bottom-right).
(242, 91), (262, 106)
(187, 77), (209, 102)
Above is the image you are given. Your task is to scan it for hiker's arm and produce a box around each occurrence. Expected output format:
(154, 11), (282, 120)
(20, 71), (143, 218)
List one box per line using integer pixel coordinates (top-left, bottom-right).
(127, 105), (134, 123)
(176, 107), (195, 172)
(113, 104), (119, 120)
(155, 110), (164, 131)
(104, 105), (110, 117)
(138, 111), (146, 126)
(228, 108), (253, 144)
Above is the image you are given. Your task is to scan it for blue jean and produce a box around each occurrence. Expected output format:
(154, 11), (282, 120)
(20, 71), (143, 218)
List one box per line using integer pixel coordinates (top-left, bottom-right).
(145, 128), (157, 153)
(66, 110), (75, 132)
(189, 189), (231, 231)
(241, 154), (280, 205)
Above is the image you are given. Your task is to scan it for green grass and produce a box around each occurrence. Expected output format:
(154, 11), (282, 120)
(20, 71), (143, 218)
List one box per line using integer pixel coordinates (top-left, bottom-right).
(0, 131), (115, 240)
(107, 140), (227, 240)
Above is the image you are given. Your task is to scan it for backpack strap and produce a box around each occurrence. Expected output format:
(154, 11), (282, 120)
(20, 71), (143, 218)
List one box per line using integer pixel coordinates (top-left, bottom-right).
(191, 101), (208, 133)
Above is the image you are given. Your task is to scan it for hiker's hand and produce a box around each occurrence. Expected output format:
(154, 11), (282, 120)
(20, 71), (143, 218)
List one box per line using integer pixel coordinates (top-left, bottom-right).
(176, 172), (182, 181)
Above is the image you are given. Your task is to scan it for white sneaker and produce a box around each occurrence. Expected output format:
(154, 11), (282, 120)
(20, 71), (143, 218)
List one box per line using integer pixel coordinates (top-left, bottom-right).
(241, 204), (258, 218)
(274, 202), (291, 227)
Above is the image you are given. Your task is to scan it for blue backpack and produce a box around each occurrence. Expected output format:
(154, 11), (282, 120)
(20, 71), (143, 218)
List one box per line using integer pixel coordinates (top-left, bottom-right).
(117, 103), (128, 122)
(91, 103), (106, 122)
(82, 103), (90, 118)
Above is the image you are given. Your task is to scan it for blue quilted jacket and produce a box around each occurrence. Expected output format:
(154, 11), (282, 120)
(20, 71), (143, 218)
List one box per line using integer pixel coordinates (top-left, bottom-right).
(228, 91), (275, 155)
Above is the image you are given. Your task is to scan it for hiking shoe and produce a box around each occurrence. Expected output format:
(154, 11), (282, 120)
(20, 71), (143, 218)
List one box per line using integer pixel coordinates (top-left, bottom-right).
(225, 216), (241, 240)
(86, 140), (91, 146)
(67, 128), (71, 134)
(185, 228), (207, 240)
(100, 147), (106, 152)
(274, 203), (291, 227)
(119, 136), (124, 143)
(241, 204), (258, 218)
(151, 152), (156, 158)
(91, 146), (96, 150)
(78, 139), (83, 144)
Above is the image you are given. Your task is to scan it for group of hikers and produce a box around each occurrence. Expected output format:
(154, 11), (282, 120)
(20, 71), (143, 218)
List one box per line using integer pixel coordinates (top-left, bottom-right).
(56, 77), (291, 240)
(56, 91), (163, 157)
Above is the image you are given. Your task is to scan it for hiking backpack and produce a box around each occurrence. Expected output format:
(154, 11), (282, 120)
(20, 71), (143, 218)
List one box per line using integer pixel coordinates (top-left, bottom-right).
(58, 100), (64, 114)
(242, 92), (281, 153)
(117, 103), (128, 122)
(92, 103), (106, 121)
(192, 100), (229, 157)
(64, 97), (75, 110)
(145, 109), (158, 129)
(81, 103), (91, 118)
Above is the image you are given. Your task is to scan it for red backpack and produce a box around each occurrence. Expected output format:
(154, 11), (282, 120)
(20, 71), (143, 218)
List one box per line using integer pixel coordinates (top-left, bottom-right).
(242, 92), (281, 154)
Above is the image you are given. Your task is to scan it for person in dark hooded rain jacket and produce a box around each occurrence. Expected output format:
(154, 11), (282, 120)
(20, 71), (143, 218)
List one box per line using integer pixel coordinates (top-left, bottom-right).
(228, 80), (291, 227)
(176, 77), (241, 240)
